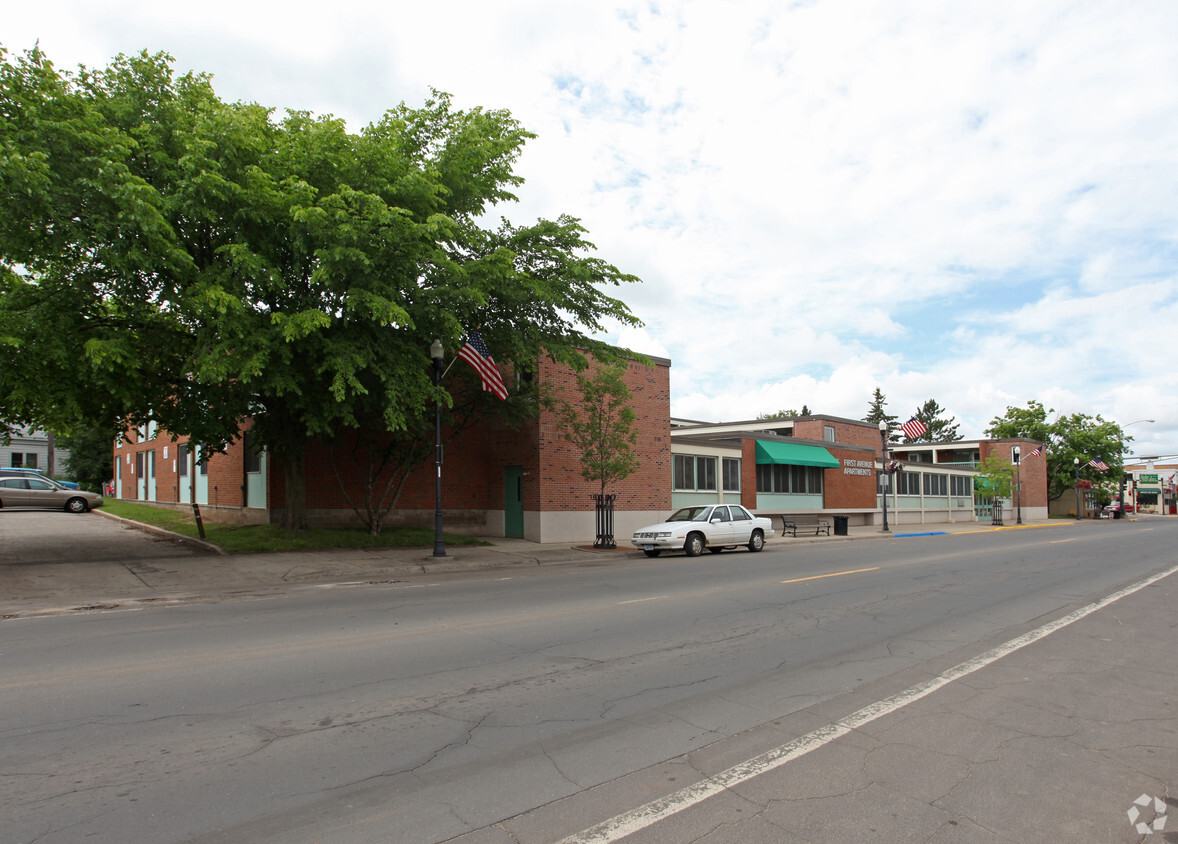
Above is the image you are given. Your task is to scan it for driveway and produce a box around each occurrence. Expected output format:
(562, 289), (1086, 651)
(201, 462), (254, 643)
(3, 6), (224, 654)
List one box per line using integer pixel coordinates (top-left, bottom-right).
(0, 509), (198, 566)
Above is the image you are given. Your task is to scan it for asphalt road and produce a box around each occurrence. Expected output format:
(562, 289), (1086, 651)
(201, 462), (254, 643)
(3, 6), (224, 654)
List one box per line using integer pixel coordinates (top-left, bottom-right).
(2, 520), (1175, 843)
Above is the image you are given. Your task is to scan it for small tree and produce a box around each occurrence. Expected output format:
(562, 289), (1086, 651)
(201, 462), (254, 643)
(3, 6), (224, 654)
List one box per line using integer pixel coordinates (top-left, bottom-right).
(557, 360), (641, 546)
(975, 455), (1014, 500)
(558, 360), (640, 497)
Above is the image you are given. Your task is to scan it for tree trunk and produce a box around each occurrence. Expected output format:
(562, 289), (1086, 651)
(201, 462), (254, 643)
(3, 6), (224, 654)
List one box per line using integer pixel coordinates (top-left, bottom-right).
(281, 445), (309, 531)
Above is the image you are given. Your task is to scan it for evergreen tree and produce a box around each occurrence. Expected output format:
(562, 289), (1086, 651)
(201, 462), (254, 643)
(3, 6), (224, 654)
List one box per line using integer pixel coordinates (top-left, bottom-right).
(905, 399), (961, 443)
(863, 388), (899, 443)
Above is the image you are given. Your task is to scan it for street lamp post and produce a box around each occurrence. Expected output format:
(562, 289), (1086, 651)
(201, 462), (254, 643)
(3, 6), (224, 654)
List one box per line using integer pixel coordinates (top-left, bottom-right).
(879, 421), (890, 533)
(1073, 457), (1081, 520)
(1012, 445), (1022, 525)
(430, 339), (446, 558)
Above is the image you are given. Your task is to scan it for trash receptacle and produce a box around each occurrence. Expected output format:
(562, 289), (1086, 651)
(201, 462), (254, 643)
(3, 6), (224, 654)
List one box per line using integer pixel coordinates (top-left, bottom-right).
(833, 515), (849, 536)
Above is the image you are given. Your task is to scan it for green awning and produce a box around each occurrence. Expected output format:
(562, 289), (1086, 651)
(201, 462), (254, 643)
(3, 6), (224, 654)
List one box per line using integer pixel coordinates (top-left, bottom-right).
(755, 440), (841, 469)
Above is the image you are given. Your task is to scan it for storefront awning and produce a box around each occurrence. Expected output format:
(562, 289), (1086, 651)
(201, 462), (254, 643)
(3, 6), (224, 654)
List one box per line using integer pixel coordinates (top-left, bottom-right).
(754, 440), (841, 469)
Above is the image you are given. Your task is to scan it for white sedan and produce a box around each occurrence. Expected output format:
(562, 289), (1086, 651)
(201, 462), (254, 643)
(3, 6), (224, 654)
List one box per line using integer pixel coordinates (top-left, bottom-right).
(632, 503), (775, 557)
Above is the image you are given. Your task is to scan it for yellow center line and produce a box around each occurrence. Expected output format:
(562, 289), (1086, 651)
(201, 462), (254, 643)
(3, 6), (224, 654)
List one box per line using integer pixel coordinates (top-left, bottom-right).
(782, 566), (880, 584)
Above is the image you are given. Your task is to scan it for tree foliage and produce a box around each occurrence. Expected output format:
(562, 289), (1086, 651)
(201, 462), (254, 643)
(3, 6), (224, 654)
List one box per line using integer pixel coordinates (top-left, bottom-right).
(903, 398), (961, 443)
(862, 387), (899, 443)
(58, 423), (118, 492)
(984, 400), (1128, 499)
(974, 454), (1014, 501)
(0, 47), (642, 529)
(556, 359), (641, 498)
(757, 405), (809, 419)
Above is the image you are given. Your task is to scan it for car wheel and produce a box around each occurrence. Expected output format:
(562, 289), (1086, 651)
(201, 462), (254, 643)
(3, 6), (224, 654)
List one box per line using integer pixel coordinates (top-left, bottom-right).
(684, 533), (705, 557)
(747, 530), (764, 552)
(643, 549), (661, 558)
(65, 497), (89, 514)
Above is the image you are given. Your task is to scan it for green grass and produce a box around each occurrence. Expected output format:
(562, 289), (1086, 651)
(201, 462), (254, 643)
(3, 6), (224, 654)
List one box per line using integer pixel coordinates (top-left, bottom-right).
(102, 500), (489, 555)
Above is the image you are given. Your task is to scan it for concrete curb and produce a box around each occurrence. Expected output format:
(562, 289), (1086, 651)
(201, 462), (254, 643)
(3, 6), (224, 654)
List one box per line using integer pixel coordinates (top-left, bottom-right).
(93, 508), (229, 556)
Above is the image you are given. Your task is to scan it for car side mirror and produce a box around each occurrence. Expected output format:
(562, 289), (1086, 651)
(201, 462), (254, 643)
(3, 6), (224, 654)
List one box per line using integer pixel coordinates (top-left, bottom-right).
(710, 517), (722, 524)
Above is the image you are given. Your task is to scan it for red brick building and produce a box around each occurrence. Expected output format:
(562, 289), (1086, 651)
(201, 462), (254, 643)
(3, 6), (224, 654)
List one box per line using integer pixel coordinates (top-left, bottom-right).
(112, 355), (673, 542)
(113, 360), (1048, 540)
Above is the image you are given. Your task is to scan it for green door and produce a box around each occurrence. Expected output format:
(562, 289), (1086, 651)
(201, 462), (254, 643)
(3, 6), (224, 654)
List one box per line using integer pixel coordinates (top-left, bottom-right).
(504, 466), (524, 538)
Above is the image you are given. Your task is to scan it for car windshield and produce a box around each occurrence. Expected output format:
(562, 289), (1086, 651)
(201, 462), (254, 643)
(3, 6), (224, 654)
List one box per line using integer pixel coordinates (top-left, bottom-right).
(668, 506), (713, 522)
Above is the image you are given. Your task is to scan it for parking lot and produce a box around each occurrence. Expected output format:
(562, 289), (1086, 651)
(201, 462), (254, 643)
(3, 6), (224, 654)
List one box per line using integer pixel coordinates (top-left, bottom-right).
(0, 509), (198, 566)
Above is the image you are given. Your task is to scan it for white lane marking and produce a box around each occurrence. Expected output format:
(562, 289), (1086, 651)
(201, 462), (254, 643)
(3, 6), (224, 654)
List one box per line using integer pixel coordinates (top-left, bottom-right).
(617, 596), (669, 605)
(558, 562), (1178, 844)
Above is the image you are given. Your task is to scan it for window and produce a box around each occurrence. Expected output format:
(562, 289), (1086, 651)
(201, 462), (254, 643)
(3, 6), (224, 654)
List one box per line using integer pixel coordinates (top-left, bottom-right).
(824, 425), (836, 442)
(674, 455), (716, 491)
(244, 430), (262, 474)
(199, 447), (209, 476)
(148, 449), (156, 478)
(177, 443), (188, 477)
(11, 453), (38, 468)
(950, 475), (972, 497)
(722, 457), (741, 491)
(891, 472), (921, 495)
(922, 473), (948, 496)
(134, 452), (143, 478)
(756, 464), (824, 494)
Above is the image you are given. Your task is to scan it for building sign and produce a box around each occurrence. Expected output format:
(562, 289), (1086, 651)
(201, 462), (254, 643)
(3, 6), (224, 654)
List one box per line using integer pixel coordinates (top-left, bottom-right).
(1140, 473), (1159, 484)
(843, 458), (874, 476)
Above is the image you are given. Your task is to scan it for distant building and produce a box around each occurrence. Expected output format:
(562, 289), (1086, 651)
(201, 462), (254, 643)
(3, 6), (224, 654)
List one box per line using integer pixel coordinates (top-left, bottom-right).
(2, 427), (70, 478)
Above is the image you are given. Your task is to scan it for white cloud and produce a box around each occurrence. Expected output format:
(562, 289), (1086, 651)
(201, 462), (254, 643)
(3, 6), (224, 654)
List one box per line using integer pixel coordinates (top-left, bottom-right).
(6, 0), (1178, 454)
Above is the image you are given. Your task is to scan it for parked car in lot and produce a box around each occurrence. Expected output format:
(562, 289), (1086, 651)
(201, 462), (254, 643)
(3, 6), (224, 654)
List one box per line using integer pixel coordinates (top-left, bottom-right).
(632, 503), (775, 557)
(0, 475), (104, 513)
(1103, 501), (1135, 516)
(0, 467), (81, 489)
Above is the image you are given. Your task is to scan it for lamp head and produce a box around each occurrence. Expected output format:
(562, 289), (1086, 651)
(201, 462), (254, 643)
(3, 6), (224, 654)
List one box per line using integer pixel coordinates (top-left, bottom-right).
(430, 339), (444, 360)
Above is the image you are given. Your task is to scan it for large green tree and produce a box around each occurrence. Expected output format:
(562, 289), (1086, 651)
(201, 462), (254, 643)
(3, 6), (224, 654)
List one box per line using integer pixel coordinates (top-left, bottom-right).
(985, 400), (1128, 499)
(0, 47), (641, 529)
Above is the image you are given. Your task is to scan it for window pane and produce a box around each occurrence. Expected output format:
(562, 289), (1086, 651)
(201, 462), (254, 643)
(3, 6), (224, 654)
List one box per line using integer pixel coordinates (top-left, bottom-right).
(723, 457), (741, 491)
(699, 457), (716, 491)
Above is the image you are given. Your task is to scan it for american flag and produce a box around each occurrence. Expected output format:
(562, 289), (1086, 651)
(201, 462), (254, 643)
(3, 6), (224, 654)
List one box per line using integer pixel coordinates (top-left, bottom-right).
(900, 417), (927, 439)
(1026, 444), (1044, 458)
(1086, 458), (1109, 471)
(458, 331), (508, 400)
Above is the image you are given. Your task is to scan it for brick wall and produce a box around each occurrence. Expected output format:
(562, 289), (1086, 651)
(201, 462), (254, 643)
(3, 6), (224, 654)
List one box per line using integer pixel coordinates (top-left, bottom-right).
(792, 417), (884, 453)
(823, 445), (881, 508)
(532, 355), (671, 512)
(980, 439), (1048, 508)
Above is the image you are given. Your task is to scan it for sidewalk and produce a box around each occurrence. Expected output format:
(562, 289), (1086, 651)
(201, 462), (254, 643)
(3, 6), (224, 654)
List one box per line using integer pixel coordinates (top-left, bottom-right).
(0, 515), (1090, 618)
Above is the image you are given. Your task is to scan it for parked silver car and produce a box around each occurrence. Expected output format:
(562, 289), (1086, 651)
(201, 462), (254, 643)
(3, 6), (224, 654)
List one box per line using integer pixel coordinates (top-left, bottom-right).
(0, 476), (104, 513)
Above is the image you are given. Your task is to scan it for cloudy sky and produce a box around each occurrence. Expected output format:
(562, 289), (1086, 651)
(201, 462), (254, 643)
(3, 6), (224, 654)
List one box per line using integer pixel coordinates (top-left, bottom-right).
(7, 0), (1177, 457)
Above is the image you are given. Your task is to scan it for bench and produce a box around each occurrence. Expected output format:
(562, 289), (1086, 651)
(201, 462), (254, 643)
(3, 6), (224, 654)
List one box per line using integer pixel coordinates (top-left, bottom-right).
(780, 513), (831, 537)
